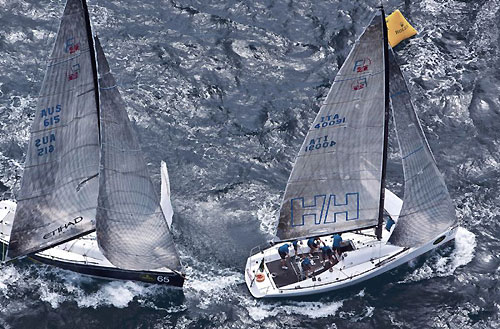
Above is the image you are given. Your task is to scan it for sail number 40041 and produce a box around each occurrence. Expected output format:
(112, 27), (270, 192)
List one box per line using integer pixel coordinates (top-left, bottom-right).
(314, 114), (345, 129)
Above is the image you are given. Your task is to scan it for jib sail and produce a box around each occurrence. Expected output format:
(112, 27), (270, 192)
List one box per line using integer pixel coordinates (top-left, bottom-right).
(94, 37), (181, 271)
(388, 49), (457, 247)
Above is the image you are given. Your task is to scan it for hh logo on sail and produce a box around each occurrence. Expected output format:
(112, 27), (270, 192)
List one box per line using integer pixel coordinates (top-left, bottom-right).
(290, 193), (359, 227)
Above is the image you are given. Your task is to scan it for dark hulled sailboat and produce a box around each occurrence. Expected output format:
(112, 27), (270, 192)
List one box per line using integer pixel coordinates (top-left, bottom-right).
(0, 0), (184, 287)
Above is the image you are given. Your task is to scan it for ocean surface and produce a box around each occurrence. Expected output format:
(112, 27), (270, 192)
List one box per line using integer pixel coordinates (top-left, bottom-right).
(0, 0), (498, 328)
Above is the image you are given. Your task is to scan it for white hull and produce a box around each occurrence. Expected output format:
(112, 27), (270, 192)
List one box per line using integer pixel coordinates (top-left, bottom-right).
(245, 189), (458, 298)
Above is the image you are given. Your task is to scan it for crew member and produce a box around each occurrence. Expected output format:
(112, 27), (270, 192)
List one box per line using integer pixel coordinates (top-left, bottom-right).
(301, 256), (313, 278)
(278, 243), (290, 270)
(292, 239), (300, 258)
(332, 233), (343, 256)
(307, 237), (320, 255)
(321, 244), (335, 265)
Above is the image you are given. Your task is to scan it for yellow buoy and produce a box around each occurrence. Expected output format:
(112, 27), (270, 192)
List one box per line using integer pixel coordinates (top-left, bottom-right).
(385, 9), (418, 47)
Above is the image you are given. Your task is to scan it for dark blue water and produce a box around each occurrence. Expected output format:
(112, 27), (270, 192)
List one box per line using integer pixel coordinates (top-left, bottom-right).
(0, 0), (498, 328)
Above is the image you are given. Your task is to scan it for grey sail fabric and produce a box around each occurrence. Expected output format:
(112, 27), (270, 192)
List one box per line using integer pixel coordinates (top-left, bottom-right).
(277, 13), (387, 240)
(7, 0), (99, 258)
(94, 37), (181, 271)
(388, 49), (457, 247)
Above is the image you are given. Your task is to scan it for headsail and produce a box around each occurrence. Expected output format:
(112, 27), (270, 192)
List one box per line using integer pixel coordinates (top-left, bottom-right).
(7, 0), (100, 259)
(388, 50), (457, 247)
(277, 12), (388, 240)
(94, 37), (181, 271)
(160, 161), (174, 230)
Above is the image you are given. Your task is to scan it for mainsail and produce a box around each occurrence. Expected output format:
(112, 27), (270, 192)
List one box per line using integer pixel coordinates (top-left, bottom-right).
(7, 0), (100, 258)
(388, 49), (457, 247)
(94, 37), (181, 271)
(277, 12), (388, 240)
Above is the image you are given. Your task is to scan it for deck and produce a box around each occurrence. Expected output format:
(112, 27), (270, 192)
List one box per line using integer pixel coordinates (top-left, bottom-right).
(265, 251), (339, 288)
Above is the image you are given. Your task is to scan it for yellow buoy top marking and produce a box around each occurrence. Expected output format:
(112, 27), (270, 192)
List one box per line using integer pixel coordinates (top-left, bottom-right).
(386, 9), (418, 47)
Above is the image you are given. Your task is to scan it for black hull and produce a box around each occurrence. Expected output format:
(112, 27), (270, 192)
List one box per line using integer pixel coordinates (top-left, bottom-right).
(2, 243), (184, 287)
(29, 255), (185, 287)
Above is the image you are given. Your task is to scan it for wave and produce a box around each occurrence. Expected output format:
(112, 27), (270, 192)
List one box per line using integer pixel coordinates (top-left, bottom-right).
(401, 227), (476, 283)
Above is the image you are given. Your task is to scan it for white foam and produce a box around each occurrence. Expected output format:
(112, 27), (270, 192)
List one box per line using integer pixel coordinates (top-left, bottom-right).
(0, 263), (171, 310)
(183, 259), (244, 309)
(0, 264), (22, 295)
(244, 299), (344, 321)
(402, 227), (475, 283)
(39, 280), (66, 308)
(75, 281), (152, 309)
(5, 31), (25, 43)
(255, 195), (280, 236)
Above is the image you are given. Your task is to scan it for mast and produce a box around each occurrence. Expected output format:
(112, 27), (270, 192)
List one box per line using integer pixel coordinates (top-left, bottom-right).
(376, 7), (390, 240)
(82, 0), (101, 142)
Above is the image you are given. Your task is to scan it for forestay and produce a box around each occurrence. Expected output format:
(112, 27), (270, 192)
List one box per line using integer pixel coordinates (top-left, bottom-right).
(277, 12), (387, 240)
(7, 0), (100, 258)
(388, 50), (457, 247)
(94, 37), (181, 271)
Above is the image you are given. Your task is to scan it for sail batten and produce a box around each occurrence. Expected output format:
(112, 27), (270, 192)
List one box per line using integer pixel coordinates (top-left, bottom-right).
(94, 37), (181, 271)
(276, 13), (387, 240)
(7, 0), (100, 259)
(388, 49), (457, 247)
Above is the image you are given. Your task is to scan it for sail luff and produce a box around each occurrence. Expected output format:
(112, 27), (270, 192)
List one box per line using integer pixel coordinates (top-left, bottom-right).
(375, 8), (391, 239)
(7, 0), (100, 259)
(94, 37), (182, 271)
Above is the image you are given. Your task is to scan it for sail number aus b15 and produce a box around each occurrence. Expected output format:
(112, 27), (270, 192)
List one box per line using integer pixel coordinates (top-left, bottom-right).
(40, 104), (61, 127)
(35, 133), (56, 156)
(290, 193), (359, 227)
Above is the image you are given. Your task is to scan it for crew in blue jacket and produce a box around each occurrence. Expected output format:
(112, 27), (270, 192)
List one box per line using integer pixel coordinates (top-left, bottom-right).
(301, 256), (313, 278)
(307, 237), (321, 255)
(332, 233), (343, 255)
(321, 244), (335, 265)
(278, 243), (290, 270)
(292, 239), (299, 258)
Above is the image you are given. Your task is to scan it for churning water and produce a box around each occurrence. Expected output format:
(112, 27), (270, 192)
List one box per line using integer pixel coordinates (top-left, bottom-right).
(0, 0), (498, 328)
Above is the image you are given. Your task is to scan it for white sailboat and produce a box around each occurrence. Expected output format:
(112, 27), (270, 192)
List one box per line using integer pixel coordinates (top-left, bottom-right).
(245, 8), (458, 298)
(0, 0), (184, 287)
